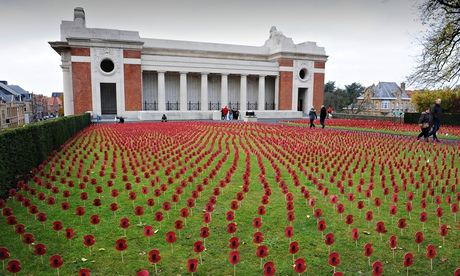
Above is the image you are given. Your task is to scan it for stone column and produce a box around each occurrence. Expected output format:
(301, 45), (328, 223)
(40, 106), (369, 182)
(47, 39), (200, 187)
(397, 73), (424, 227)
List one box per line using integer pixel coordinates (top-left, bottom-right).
(240, 74), (247, 112)
(61, 52), (74, 116)
(201, 73), (208, 111)
(221, 73), (228, 108)
(180, 72), (187, 111)
(258, 75), (265, 111)
(274, 75), (279, 110)
(157, 71), (166, 111)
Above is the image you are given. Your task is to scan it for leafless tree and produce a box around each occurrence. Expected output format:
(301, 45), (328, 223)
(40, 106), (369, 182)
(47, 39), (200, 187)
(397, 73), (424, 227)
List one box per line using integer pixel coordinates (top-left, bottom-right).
(408, 0), (460, 88)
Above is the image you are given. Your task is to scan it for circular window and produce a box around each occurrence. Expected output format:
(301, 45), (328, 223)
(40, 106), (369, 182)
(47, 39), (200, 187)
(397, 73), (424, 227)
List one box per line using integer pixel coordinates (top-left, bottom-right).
(100, 59), (115, 73)
(299, 68), (307, 80)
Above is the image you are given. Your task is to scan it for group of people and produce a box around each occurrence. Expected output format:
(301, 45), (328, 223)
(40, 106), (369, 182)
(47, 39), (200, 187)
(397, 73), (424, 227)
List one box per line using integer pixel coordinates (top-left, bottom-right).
(221, 106), (240, 120)
(308, 105), (333, 129)
(417, 98), (442, 143)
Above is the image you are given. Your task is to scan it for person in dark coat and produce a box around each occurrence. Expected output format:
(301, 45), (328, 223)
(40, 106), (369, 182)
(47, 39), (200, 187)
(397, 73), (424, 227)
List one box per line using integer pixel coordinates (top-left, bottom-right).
(308, 108), (317, 128)
(319, 105), (327, 128)
(428, 98), (442, 142)
(161, 114), (167, 122)
(417, 108), (432, 142)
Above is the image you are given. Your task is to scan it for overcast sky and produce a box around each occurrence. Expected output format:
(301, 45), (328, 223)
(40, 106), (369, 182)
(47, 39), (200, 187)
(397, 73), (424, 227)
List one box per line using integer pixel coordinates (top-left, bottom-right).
(0, 0), (425, 96)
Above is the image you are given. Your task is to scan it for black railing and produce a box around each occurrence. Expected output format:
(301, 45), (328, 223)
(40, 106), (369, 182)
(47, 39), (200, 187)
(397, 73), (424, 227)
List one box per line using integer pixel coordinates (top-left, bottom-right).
(228, 102), (240, 110)
(265, 102), (275, 110)
(166, 101), (179, 111)
(144, 101), (158, 111)
(188, 101), (200, 110)
(209, 101), (221, 111)
(247, 102), (258, 110)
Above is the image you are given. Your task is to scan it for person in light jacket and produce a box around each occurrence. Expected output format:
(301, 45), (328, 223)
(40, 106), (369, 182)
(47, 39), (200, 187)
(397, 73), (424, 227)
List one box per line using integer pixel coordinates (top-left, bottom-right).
(308, 108), (317, 128)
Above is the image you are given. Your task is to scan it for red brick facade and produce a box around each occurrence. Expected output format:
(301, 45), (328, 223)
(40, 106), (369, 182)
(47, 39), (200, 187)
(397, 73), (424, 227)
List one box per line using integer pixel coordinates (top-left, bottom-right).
(278, 71), (293, 110)
(70, 48), (90, 56)
(313, 73), (325, 111)
(314, 61), (325, 69)
(72, 62), (92, 114)
(123, 50), (141, 58)
(278, 58), (294, 67)
(124, 64), (142, 111)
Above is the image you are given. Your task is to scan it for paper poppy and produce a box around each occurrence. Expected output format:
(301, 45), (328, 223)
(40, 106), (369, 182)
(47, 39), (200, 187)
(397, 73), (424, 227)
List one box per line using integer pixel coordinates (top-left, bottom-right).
(372, 261), (383, 276)
(229, 237), (240, 250)
(187, 258), (198, 273)
(34, 243), (47, 257)
(15, 224), (25, 235)
(227, 222), (237, 235)
(144, 225), (154, 237)
(115, 238), (128, 251)
(194, 240), (205, 253)
(53, 221), (63, 232)
(263, 261), (276, 276)
(200, 227), (210, 239)
(253, 232), (264, 244)
(325, 233), (335, 246)
(317, 220), (326, 233)
(165, 231), (177, 244)
(7, 259), (21, 274)
(226, 211), (235, 221)
(83, 235), (95, 249)
(329, 252), (340, 267)
(148, 249), (161, 264)
(256, 245), (268, 258)
(120, 217), (130, 229)
(294, 258), (307, 274)
(23, 233), (34, 246)
(229, 250), (240, 265)
(79, 268), (91, 276)
(289, 241), (299, 254)
(65, 228), (74, 240)
(389, 235), (397, 250)
(403, 252), (413, 267)
(253, 217), (262, 229)
(426, 244), (436, 259)
(285, 226), (294, 238)
(50, 254), (63, 269)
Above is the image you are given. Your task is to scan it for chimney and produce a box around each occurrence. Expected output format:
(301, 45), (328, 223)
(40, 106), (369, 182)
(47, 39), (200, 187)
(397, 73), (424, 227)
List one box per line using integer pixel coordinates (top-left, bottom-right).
(0, 81), (7, 85)
(74, 7), (86, 27)
(400, 82), (406, 91)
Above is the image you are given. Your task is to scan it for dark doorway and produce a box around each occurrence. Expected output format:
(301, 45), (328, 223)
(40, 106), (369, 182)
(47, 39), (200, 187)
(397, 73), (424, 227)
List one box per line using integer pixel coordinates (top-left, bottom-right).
(100, 83), (117, 115)
(297, 88), (308, 115)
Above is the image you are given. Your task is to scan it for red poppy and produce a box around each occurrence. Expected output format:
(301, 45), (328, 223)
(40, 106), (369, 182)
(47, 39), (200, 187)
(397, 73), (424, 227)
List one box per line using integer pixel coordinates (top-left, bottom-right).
(226, 211), (235, 221)
(187, 258), (198, 273)
(200, 227), (210, 239)
(180, 208), (189, 219)
(227, 222), (237, 235)
(258, 205), (266, 215)
(263, 261), (276, 276)
(144, 225), (154, 237)
(420, 212), (428, 222)
(318, 220), (326, 233)
(426, 244), (436, 259)
(7, 259), (21, 273)
(53, 221), (63, 232)
(229, 237), (240, 250)
(79, 268), (91, 276)
(34, 243), (47, 256)
(137, 270), (148, 276)
(397, 218), (407, 230)
(194, 240), (205, 253)
(389, 235), (397, 249)
(376, 221), (386, 233)
(314, 208), (323, 219)
(403, 252), (413, 267)
(15, 224), (25, 235)
(440, 224), (448, 236)
(65, 228), (75, 240)
(289, 241), (299, 254)
(325, 233), (335, 246)
(346, 214), (354, 225)
(148, 249), (161, 263)
(0, 247), (10, 260)
(23, 233), (34, 245)
(229, 250), (240, 265)
(329, 252), (340, 267)
(165, 231), (177, 243)
(256, 245), (268, 259)
(50, 254), (63, 269)
(351, 228), (359, 241)
(415, 231), (424, 244)
(135, 206), (144, 216)
(372, 261), (383, 276)
(155, 212), (164, 222)
(83, 235), (95, 247)
(294, 258), (307, 273)
(120, 217), (130, 229)
(285, 226), (294, 238)
(253, 231), (264, 244)
(364, 243), (373, 257)
(115, 238), (128, 251)
(203, 212), (211, 224)
(253, 217), (262, 229)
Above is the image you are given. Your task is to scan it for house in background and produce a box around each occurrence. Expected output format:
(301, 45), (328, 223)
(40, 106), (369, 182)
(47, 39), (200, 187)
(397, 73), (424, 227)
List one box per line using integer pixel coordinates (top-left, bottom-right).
(0, 81), (32, 129)
(354, 82), (415, 116)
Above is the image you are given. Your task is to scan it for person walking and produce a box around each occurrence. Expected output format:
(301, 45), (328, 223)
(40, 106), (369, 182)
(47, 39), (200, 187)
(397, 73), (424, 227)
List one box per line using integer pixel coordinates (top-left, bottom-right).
(308, 108), (317, 128)
(327, 105), (333, 118)
(417, 108), (432, 142)
(428, 98), (442, 142)
(320, 105), (327, 129)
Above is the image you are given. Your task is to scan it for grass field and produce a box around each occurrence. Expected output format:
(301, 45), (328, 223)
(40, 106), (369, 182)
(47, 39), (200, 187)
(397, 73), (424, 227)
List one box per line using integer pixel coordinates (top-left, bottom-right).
(0, 122), (459, 275)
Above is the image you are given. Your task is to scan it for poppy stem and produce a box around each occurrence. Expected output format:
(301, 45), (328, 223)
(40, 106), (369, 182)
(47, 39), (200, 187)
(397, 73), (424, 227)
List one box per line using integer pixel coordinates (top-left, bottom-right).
(260, 258), (262, 269)
(200, 253), (203, 264)
(393, 249), (395, 259)
(430, 259), (433, 271)
(57, 268), (60, 276)
(121, 251), (124, 263)
(155, 263), (158, 275)
(234, 264), (236, 276)
(406, 267), (408, 276)
(417, 244), (420, 252)
(41, 255), (44, 264)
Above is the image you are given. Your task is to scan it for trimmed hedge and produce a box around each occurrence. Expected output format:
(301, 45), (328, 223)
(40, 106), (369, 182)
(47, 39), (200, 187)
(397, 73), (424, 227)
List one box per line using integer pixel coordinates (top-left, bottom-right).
(0, 113), (91, 198)
(404, 112), (460, 126)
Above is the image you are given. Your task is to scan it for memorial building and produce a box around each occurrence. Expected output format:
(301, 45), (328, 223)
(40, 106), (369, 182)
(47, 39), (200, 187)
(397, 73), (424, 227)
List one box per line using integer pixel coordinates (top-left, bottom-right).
(50, 8), (327, 120)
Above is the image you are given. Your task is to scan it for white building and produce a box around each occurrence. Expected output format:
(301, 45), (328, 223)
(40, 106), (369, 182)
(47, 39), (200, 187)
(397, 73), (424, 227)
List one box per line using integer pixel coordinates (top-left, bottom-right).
(50, 7), (328, 120)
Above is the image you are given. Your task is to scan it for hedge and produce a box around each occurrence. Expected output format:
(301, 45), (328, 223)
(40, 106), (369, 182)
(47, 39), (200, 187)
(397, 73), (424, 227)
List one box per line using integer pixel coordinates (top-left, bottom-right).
(0, 113), (91, 198)
(404, 112), (460, 126)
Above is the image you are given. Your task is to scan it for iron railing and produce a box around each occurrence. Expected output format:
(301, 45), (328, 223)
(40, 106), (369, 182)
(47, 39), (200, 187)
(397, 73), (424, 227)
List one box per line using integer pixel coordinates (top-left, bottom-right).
(144, 101), (158, 111)
(209, 101), (221, 111)
(188, 101), (200, 110)
(228, 102), (240, 110)
(166, 101), (179, 111)
(265, 102), (275, 110)
(247, 102), (258, 110)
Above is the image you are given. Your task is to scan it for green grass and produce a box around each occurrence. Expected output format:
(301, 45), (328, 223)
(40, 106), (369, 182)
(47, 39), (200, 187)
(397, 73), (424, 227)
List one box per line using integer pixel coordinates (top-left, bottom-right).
(0, 122), (458, 275)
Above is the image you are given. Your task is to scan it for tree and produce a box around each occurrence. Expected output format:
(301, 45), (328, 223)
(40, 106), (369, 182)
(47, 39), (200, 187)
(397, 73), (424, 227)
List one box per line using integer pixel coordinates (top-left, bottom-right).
(408, 0), (460, 88)
(323, 81), (366, 112)
(411, 88), (460, 112)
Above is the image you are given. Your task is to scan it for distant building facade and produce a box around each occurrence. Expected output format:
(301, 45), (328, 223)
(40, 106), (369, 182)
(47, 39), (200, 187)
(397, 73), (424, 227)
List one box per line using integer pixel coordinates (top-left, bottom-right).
(50, 8), (328, 120)
(354, 82), (415, 116)
(0, 81), (32, 129)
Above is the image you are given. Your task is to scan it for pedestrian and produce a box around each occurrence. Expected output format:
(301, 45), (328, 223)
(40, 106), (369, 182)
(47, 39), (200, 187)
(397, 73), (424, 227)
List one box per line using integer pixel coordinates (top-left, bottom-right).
(428, 98), (442, 143)
(327, 105), (333, 118)
(161, 114), (167, 122)
(234, 109), (239, 120)
(320, 105), (327, 129)
(417, 108), (432, 142)
(222, 106), (229, 120)
(229, 108), (234, 120)
(308, 108), (317, 128)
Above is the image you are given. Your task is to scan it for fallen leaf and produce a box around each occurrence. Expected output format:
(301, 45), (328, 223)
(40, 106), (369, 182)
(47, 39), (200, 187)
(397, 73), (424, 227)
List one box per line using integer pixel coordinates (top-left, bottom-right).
(98, 248), (105, 251)
(81, 258), (87, 262)
(363, 231), (371, 235)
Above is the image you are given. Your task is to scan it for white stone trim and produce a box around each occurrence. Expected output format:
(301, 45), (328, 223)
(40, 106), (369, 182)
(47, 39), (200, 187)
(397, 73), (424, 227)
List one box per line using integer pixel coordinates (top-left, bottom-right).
(71, 56), (91, 63)
(313, 68), (325, 74)
(279, 66), (293, 72)
(124, 58), (141, 65)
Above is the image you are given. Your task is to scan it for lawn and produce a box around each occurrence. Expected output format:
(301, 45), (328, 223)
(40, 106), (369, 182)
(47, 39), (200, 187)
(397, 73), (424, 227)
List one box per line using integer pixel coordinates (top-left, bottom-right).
(0, 122), (459, 275)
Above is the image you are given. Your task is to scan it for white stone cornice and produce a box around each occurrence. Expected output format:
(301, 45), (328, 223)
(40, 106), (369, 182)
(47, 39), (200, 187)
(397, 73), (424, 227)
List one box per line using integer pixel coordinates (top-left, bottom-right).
(313, 68), (325, 74)
(279, 66), (293, 72)
(71, 56), (91, 62)
(124, 58), (141, 65)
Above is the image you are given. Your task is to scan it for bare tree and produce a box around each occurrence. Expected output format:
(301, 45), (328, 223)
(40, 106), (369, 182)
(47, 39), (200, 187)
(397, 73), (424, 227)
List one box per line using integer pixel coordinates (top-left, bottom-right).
(408, 0), (460, 88)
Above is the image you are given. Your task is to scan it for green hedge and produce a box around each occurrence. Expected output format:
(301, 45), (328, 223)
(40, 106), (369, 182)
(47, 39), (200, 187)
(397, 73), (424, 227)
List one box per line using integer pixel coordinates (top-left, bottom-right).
(0, 113), (91, 198)
(404, 112), (460, 126)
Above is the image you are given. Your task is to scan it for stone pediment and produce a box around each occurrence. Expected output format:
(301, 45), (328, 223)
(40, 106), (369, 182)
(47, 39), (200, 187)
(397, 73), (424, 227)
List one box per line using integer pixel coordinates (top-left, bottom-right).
(263, 26), (326, 56)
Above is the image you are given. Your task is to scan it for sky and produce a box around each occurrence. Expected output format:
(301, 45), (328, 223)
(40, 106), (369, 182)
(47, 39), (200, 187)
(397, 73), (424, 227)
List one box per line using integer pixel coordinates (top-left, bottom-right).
(0, 0), (426, 96)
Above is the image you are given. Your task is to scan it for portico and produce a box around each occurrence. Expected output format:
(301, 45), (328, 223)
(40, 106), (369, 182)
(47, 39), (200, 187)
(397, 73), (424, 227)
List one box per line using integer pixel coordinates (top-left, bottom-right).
(50, 8), (327, 120)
